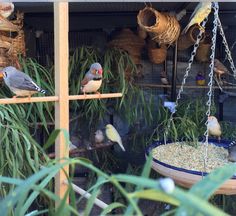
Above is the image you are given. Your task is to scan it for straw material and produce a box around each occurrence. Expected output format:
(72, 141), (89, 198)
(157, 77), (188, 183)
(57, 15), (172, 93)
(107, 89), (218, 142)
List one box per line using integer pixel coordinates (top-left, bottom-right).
(178, 25), (206, 51)
(148, 46), (167, 64)
(109, 28), (145, 64)
(0, 11), (25, 69)
(196, 32), (212, 62)
(137, 7), (180, 45)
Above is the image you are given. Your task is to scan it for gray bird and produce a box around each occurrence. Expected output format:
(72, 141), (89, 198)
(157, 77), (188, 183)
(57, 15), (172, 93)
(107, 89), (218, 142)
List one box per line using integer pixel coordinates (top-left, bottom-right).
(94, 129), (104, 143)
(81, 63), (103, 96)
(0, 66), (46, 98)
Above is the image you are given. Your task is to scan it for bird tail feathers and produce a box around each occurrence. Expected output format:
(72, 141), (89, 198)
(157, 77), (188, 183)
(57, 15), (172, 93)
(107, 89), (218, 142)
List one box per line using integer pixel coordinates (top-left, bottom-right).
(38, 88), (46, 94)
(118, 141), (125, 151)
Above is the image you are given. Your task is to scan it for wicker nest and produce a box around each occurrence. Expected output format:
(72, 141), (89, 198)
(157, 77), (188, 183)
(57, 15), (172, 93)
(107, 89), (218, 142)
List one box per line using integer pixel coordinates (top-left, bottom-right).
(178, 25), (206, 51)
(137, 7), (180, 45)
(108, 28), (145, 64)
(196, 32), (212, 63)
(0, 11), (25, 70)
(148, 46), (167, 64)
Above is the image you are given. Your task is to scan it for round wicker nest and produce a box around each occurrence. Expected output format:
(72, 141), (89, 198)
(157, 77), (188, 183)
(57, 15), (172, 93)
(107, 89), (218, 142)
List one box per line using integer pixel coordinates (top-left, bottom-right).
(137, 7), (180, 45)
(108, 28), (145, 64)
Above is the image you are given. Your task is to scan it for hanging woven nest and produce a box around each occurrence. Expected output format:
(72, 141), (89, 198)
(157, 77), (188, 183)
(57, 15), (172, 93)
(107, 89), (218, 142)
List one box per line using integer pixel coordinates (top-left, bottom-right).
(137, 7), (180, 45)
(148, 45), (167, 64)
(196, 32), (212, 63)
(178, 24), (206, 51)
(108, 28), (145, 64)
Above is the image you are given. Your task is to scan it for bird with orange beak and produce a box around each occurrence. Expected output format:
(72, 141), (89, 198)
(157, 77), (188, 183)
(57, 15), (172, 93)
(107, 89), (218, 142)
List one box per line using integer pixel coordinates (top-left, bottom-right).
(81, 62), (103, 96)
(207, 116), (222, 141)
(0, 66), (46, 98)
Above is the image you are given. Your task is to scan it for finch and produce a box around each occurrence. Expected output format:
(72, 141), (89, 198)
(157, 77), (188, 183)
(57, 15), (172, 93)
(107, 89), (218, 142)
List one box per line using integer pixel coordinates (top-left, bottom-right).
(81, 62), (103, 96)
(0, 66), (46, 98)
(105, 124), (125, 151)
(182, 2), (212, 34)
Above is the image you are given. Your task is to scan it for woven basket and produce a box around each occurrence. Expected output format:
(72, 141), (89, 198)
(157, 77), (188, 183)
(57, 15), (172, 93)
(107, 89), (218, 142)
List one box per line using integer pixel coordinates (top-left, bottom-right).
(137, 7), (180, 45)
(109, 28), (145, 64)
(137, 26), (147, 39)
(148, 46), (167, 64)
(196, 43), (211, 62)
(0, 55), (8, 68)
(0, 14), (19, 32)
(178, 25), (206, 51)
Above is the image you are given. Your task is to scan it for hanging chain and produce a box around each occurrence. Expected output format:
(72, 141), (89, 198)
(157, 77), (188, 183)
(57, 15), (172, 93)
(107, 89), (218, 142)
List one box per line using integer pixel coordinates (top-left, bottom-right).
(163, 17), (209, 143)
(217, 17), (236, 79)
(203, 2), (219, 171)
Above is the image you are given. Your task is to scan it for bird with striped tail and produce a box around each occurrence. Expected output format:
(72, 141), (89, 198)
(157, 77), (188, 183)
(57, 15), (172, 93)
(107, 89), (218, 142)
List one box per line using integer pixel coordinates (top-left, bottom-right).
(0, 66), (46, 98)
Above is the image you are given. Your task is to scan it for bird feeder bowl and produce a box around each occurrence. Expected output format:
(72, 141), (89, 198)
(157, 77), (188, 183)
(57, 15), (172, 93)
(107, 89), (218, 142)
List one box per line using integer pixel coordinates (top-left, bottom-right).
(146, 139), (236, 195)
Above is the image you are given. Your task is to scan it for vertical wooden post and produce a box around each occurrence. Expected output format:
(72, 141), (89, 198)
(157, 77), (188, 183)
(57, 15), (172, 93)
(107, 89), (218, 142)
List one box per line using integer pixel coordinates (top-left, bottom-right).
(54, 2), (69, 203)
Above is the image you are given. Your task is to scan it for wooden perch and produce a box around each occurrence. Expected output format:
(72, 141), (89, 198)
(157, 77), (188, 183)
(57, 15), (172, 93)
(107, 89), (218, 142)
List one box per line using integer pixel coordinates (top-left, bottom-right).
(0, 96), (59, 104)
(48, 142), (115, 159)
(64, 181), (108, 209)
(69, 93), (122, 100)
(0, 93), (122, 105)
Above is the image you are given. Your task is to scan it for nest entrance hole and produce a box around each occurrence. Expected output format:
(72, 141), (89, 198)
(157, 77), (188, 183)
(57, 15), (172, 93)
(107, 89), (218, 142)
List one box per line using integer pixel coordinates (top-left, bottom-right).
(141, 10), (157, 27)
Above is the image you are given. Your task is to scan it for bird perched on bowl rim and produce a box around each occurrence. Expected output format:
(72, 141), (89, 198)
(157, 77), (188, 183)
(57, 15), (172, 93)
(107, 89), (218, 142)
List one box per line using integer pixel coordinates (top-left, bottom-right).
(81, 62), (103, 97)
(207, 116), (222, 142)
(182, 2), (212, 34)
(105, 124), (125, 151)
(0, 66), (46, 99)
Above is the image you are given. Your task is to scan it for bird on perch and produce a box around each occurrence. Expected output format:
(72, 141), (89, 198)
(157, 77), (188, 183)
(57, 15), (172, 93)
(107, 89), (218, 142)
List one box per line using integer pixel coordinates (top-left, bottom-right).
(95, 129), (104, 143)
(105, 124), (125, 151)
(207, 116), (222, 142)
(182, 2), (212, 34)
(81, 62), (103, 97)
(0, 66), (46, 98)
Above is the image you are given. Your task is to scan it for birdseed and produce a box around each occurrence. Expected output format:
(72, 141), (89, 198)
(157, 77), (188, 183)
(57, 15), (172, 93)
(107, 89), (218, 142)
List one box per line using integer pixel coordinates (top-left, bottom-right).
(152, 142), (231, 173)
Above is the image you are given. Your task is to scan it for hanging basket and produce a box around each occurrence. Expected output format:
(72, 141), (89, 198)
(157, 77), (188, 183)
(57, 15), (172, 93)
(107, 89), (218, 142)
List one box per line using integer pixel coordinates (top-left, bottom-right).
(137, 26), (147, 40)
(178, 25), (206, 51)
(196, 32), (212, 63)
(0, 14), (19, 32)
(137, 7), (180, 45)
(148, 46), (167, 64)
(146, 139), (236, 195)
(108, 28), (145, 65)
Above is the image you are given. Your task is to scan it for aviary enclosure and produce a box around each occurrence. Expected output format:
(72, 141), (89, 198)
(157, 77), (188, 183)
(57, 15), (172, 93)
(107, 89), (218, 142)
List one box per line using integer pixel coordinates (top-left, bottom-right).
(1, 1), (236, 215)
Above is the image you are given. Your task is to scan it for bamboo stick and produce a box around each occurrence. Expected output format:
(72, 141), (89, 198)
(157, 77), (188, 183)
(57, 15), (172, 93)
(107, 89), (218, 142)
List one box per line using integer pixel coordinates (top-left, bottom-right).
(69, 93), (122, 100)
(0, 96), (59, 105)
(64, 181), (108, 209)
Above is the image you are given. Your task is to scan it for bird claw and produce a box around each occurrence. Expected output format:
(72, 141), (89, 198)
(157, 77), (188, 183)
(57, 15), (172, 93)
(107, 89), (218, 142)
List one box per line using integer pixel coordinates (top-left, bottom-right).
(96, 91), (101, 99)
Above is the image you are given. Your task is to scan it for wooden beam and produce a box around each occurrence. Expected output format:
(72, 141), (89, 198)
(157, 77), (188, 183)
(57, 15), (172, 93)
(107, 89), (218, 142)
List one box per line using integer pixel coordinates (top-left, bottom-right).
(54, 2), (69, 204)
(69, 93), (122, 100)
(0, 96), (59, 105)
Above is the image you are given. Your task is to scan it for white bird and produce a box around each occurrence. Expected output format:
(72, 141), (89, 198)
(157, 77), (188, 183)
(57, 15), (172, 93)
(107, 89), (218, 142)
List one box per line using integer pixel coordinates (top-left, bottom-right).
(105, 124), (125, 151)
(95, 129), (104, 143)
(207, 116), (222, 141)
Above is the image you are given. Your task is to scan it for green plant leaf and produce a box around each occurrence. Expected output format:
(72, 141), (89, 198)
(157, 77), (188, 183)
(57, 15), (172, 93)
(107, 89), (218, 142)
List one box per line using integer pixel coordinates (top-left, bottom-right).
(129, 189), (179, 206)
(100, 202), (125, 216)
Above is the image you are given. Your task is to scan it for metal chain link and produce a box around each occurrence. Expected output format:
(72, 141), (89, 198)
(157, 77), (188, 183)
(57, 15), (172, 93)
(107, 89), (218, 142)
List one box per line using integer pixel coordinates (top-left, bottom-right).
(203, 2), (219, 171)
(217, 16), (236, 79)
(164, 17), (209, 143)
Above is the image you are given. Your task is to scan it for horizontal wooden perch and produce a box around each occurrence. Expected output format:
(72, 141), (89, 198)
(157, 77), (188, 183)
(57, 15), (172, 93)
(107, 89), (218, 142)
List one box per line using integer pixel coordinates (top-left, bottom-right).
(0, 93), (122, 105)
(48, 142), (115, 158)
(69, 93), (122, 100)
(0, 96), (59, 105)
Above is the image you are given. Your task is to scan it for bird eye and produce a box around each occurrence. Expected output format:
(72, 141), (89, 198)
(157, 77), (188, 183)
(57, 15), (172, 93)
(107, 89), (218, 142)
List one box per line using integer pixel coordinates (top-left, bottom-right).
(95, 70), (98, 74)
